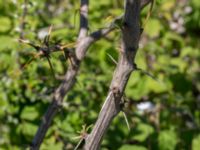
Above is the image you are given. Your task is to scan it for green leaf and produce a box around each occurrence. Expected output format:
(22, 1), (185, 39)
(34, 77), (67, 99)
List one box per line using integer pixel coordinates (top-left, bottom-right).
(158, 130), (178, 150)
(41, 136), (63, 150)
(161, 0), (175, 11)
(20, 106), (39, 121)
(0, 98), (8, 116)
(0, 36), (16, 51)
(126, 73), (151, 100)
(19, 122), (37, 137)
(119, 145), (147, 150)
(181, 47), (199, 58)
(192, 135), (200, 150)
(0, 17), (11, 33)
(191, 0), (200, 8)
(145, 19), (161, 38)
(132, 123), (154, 142)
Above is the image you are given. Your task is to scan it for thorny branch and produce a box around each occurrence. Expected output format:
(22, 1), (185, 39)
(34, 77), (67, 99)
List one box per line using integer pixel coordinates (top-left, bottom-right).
(29, 0), (119, 149)
(83, 0), (151, 149)
(30, 0), (152, 149)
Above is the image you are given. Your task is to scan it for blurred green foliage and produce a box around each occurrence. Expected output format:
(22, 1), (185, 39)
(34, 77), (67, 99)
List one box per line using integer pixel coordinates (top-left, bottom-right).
(0, 0), (199, 149)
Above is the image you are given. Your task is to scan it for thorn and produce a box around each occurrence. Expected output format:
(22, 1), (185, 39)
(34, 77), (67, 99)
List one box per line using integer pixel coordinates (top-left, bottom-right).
(18, 39), (40, 50)
(136, 67), (160, 82)
(21, 57), (35, 70)
(73, 124), (92, 150)
(86, 124), (93, 131)
(61, 42), (76, 49)
(48, 25), (53, 35)
(43, 25), (53, 46)
(107, 53), (117, 65)
(18, 39), (30, 44)
(62, 48), (76, 68)
(122, 111), (130, 131)
(21, 52), (41, 70)
(63, 49), (69, 61)
(72, 135), (82, 140)
(142, 0), (155, 28)
(46, 56), (56, 80)
(74, 138), (84, 150)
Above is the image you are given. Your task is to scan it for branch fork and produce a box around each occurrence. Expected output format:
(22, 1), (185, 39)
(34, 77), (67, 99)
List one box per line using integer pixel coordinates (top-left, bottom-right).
(30, 0), (152, 149)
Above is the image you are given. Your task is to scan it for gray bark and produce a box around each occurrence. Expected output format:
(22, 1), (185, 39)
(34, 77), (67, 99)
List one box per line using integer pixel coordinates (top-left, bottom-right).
(84, 0), (142, 149)
(30, 0), (117, 149)
(30, 0), (152, 149)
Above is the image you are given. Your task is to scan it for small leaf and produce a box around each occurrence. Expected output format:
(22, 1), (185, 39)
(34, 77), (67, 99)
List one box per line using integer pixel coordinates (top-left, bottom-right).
(19, 122), (37, 137)
(145, 19), (161, 38)
(0, 17), (11, 32)
(133, 123), (154, 142)
(158, 130), (178, 150)
(20, 106), (39, 121)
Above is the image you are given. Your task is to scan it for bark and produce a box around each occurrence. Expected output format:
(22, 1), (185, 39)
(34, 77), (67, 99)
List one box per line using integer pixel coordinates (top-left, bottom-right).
(84, 0), (142, 149)
(30, 0), (117, 149)
(30, 0), (152, 149)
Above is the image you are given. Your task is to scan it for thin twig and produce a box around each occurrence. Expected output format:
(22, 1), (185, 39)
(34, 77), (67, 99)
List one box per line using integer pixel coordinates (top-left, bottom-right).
(122, 111), (130, 131)
(74, 138), (84, 150)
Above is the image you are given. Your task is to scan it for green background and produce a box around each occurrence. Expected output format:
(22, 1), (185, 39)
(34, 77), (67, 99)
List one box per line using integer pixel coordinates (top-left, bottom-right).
(0, 0), (199, 149)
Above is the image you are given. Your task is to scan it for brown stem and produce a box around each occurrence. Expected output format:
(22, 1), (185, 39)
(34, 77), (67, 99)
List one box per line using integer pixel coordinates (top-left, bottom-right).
(30, 1), (89, 149)
(30, 0), (118, 149)
(84, 0), (141, 149)
(30, 0), (151, 149)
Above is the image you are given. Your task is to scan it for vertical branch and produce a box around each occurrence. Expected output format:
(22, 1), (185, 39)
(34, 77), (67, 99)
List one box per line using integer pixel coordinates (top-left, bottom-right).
(19, 0), (28, 39)
(84, 0), (141, 149)
(30, 0), (151, 149)
(78, 0), (89, 39)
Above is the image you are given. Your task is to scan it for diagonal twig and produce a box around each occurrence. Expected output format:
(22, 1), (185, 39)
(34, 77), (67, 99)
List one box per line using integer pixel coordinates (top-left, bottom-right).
(30, 0), (89, 148)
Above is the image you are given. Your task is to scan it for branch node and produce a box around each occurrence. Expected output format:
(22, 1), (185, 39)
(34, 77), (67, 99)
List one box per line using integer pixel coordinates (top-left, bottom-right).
(122, 21), (129, 28)
(111, 86), (121, 99)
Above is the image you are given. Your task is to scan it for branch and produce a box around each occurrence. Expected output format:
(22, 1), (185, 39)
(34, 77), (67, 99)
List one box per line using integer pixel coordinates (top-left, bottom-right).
(30, 0), (152, 149)
(75, 0), (152, 60)
(19, 0), (28, 39)
(84, 0), (141, 149)
(29, 25), (117, 150)
(30, 0), (119, 149)
(78, 0), (89, 39)
(30, 0), (89, 149)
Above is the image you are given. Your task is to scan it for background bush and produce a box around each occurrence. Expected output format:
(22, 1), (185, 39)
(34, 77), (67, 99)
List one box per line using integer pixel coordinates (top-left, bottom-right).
(0, 0), (199, 149)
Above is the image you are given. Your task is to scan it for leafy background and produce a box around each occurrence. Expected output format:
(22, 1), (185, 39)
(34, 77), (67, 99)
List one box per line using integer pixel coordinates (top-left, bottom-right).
(0, 0), (200, 149)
